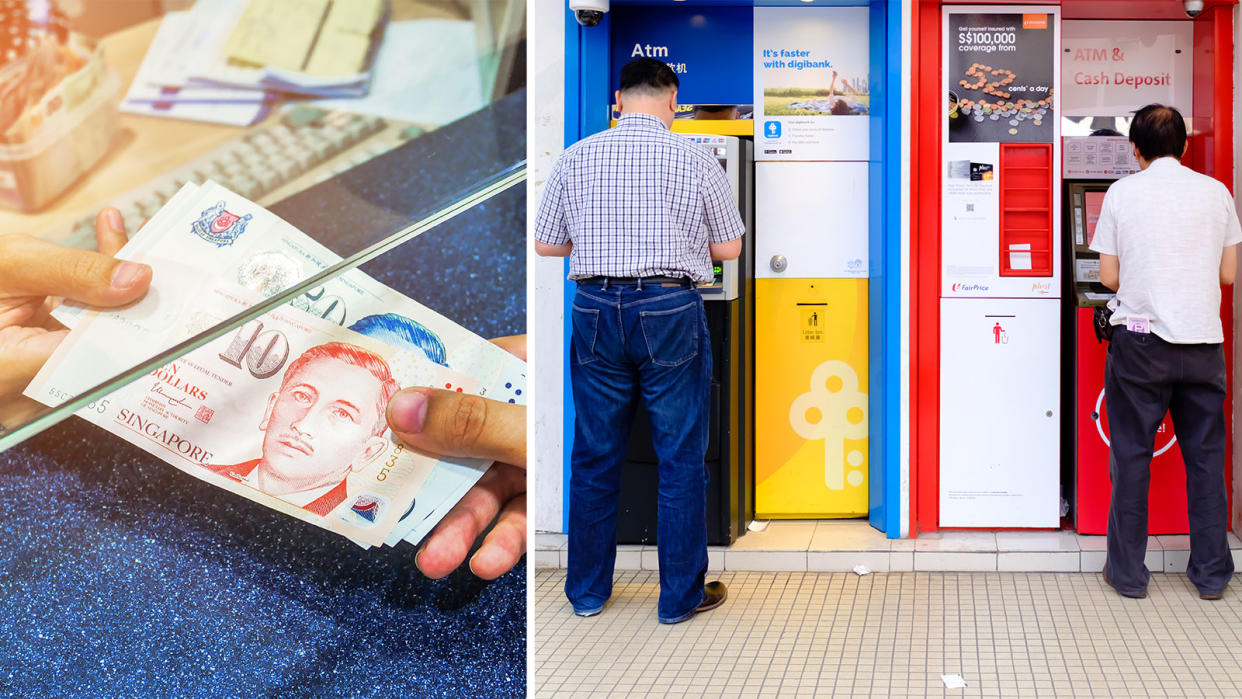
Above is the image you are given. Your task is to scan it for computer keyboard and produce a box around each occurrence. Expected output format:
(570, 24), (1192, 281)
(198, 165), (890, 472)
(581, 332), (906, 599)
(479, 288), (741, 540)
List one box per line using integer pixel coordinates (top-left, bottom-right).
(60, 105), (421, 248)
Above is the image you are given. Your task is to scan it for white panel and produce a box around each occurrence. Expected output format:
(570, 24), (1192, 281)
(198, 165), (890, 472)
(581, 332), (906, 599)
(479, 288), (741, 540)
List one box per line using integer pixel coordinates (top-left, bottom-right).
(532, 0), (565, 534)
(755, 161), (869, 279)
(939, 298), (1060, 528)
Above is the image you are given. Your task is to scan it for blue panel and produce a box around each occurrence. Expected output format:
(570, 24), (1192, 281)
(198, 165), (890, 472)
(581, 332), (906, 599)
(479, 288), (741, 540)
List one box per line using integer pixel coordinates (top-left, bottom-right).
(561, 8), (581, 531)
(610, 6), (754, 106)
(866, 0), (886, 535)
(881, 0), (904, 537)
(562, 8), (612, 529)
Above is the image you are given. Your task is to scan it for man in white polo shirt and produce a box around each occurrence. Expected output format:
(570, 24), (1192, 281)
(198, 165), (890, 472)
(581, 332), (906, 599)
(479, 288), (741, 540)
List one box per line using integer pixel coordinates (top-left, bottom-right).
(1091, 104), (1242, 600)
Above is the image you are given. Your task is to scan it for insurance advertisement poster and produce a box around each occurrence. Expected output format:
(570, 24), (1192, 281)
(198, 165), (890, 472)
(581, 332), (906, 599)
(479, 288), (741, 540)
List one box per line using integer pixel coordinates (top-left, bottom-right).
(753, 6), (870, 161)
(946, 11), (1056, 144)
(941, 6), (1061, 299)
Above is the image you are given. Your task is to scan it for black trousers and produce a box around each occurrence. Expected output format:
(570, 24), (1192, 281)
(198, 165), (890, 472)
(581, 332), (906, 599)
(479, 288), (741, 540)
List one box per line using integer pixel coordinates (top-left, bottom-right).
(1103, 327), (1234, 595)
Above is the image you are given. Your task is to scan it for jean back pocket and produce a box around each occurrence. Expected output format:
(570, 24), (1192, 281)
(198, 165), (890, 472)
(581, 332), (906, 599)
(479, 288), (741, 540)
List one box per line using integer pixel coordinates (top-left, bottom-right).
(571, 305), (601, 365)
(638, 301), (700, 368)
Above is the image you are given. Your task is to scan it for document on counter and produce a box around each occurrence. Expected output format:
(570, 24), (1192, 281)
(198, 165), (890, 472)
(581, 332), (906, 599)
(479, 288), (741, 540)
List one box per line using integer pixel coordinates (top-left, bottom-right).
(26, 182), (525, 549)
(122, 11), (274, 127)
(313, 20), (486, 127)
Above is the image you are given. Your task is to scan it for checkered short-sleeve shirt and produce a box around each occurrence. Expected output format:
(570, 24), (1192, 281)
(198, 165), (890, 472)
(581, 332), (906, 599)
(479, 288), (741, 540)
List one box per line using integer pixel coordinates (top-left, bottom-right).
(535, 113), (745, 284)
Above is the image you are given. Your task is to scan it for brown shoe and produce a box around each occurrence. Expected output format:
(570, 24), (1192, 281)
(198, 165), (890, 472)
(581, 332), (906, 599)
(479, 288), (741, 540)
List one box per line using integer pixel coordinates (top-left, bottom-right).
(1102, 570), (1147, 599)
(1200, 590), (1225, 601)
(696, 581), (727, 614)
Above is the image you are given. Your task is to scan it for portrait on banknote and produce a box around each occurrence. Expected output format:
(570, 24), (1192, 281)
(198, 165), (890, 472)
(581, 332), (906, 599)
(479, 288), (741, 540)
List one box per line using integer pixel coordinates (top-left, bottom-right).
(206, 341), (401, 517)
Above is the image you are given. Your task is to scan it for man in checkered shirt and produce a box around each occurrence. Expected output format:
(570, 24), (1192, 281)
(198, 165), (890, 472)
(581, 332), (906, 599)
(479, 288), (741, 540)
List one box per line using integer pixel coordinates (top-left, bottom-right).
(536, 57), (744, 624)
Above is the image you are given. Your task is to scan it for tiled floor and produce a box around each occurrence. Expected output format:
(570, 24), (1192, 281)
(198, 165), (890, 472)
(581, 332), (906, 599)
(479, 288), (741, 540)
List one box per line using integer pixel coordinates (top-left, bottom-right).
(534, 521), (1242, 573)
(535, 568), (1242, 698)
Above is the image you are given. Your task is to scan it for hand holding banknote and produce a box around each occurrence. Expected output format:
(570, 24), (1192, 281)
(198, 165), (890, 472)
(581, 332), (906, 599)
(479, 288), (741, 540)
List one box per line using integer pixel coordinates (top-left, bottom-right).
(0, 209), (151, 428)
(388, 334), (527, 580)
(25, 181), (528, 554)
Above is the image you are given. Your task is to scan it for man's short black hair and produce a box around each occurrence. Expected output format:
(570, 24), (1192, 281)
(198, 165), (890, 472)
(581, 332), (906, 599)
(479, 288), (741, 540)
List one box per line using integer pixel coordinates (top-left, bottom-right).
(618, 57), (678, 96)
(1129, 104), (1186, 161)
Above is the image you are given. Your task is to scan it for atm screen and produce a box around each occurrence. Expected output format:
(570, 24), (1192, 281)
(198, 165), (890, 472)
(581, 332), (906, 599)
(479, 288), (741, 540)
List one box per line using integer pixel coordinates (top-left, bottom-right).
(1083, 191), (1105, 246)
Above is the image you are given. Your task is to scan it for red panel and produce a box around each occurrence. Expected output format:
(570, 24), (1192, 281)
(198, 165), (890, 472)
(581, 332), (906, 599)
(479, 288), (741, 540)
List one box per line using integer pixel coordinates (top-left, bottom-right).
(912, 0), (943, 535)
(1061, 0), (1234, 19)
(998, 144), (1054, 277)
(1209, 4), (1235, 525)
(911, 0), (1235, 537)
(1074, 309), (1190, 534)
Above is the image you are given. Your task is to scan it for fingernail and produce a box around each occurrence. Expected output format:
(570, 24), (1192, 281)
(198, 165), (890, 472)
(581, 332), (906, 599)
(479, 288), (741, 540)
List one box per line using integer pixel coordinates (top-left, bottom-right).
(111, 261), (148, 289)
(388, 389), (429, 433)
(106, 208), (124, 231)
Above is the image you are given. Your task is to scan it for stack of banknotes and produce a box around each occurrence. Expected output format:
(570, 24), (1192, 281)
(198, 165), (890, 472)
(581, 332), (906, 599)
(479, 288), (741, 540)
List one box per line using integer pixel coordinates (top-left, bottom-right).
(25, 180), (526, 549)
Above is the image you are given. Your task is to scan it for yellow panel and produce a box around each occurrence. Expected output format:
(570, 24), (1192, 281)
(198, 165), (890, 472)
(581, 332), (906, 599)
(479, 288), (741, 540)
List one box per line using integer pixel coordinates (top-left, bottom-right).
(755, 278), (869, 518)
(608, 119), (754, 136)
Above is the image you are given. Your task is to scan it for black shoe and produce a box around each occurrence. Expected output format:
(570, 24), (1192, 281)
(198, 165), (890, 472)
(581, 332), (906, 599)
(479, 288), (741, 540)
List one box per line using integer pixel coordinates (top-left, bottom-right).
(695, 581), (727, 614)
(1102, 571), (1147, 599)
(659, 581), (728, 624)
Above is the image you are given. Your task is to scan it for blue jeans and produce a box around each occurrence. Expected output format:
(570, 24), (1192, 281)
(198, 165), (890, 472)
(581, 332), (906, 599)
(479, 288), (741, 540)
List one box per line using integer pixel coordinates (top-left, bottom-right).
(565, 280), (711, 623)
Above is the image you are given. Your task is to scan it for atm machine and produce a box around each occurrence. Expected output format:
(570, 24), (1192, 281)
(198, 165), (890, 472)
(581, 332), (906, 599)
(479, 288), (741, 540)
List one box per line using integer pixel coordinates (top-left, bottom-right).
(615, 134), (755, 546)
(1064, 166), (1190, 535)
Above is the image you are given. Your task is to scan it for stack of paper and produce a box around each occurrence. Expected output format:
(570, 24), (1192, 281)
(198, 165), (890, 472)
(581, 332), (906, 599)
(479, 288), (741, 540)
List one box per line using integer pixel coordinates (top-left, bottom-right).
(123, 0), (389, 125)
(122, 11), (274, 127)
(25, 181), (526, 549)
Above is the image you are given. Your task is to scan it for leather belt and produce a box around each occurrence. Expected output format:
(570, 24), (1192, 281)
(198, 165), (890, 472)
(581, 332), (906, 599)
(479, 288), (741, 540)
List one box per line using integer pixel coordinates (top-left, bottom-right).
(577, 275), (693, 286)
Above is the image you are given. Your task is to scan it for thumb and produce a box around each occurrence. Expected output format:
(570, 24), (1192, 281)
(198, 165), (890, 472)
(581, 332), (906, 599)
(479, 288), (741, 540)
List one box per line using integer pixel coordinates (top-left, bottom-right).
(0, 233), (151, 307)
(386, 388), (526, 468)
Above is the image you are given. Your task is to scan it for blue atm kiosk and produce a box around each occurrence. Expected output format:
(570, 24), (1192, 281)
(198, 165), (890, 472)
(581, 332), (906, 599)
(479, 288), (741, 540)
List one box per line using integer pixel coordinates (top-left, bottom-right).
(561, 0), (906, 539)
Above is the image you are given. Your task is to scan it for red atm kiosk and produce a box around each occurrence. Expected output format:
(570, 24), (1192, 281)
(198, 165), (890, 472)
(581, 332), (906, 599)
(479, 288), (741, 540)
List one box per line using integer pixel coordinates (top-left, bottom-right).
(1066, 180), (1192, 534)
(911, 0), (1235, 535)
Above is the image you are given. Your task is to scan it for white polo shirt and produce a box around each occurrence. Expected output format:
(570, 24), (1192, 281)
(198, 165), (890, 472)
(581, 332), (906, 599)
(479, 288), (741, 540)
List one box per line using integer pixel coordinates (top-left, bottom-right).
(1090, 157), (1242, 343)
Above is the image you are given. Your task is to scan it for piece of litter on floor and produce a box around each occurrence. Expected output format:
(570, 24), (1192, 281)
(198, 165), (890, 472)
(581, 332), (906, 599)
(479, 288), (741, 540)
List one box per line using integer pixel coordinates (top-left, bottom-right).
(942, 674), (968, 689)
(747, 520), (769, 532)
(853, 565), (872, 576)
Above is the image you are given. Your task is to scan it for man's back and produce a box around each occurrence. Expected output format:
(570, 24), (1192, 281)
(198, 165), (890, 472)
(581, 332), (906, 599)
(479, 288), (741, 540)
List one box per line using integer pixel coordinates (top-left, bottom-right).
(1091, 157), (1242, 343)
(536, 113), (743, 283)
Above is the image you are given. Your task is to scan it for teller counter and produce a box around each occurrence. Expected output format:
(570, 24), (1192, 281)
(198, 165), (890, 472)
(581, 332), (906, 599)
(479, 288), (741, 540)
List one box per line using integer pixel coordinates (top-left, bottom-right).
(0, 18), (527, 694)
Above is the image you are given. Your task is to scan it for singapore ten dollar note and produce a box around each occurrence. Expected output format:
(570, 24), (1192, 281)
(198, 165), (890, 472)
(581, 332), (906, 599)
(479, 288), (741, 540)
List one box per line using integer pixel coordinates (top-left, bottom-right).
(27, 182), (524, 547)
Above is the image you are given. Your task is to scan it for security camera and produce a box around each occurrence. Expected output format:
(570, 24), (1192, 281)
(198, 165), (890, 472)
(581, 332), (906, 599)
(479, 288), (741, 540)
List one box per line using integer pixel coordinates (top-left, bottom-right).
(570, 0), (608, 27)
(1184, 0), (1203, 18)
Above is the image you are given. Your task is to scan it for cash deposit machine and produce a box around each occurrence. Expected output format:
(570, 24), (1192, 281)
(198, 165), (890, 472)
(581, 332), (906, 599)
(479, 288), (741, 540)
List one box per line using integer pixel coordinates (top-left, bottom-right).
(911, 0), (1235, 534)
(561, 0), (905, 541)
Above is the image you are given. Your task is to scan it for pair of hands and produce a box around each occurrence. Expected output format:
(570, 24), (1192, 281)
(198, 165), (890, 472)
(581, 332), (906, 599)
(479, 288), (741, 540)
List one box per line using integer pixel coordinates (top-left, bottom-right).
(0, 209), (526, 580)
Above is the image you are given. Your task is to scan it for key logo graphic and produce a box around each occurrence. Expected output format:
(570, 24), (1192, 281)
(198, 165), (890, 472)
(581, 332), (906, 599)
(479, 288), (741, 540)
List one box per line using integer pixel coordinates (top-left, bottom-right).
(789, 361), (868, 490)
(765, 120), (781, 138)
(193, 200), (253, 247)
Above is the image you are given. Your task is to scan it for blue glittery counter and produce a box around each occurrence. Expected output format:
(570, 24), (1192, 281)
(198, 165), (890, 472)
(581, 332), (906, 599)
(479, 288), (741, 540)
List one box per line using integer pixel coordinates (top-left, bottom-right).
(0, 92), (527, 697)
